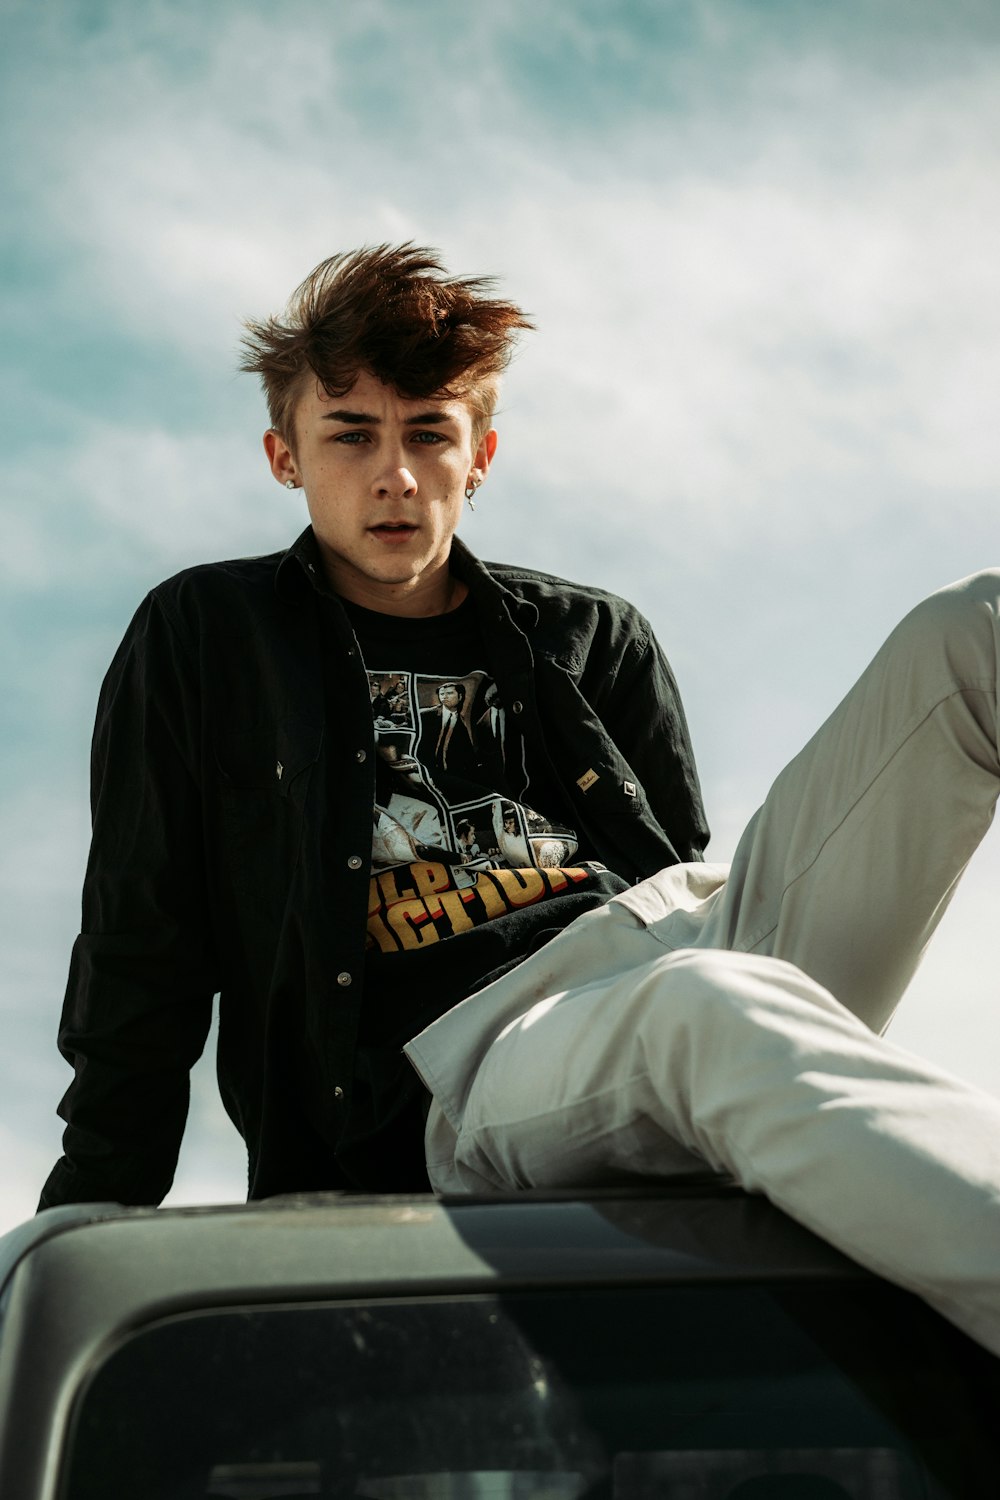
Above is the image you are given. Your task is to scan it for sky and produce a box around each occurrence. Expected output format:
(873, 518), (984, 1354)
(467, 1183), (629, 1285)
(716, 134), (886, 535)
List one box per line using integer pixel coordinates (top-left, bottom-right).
(3, 0), (1000, 1232)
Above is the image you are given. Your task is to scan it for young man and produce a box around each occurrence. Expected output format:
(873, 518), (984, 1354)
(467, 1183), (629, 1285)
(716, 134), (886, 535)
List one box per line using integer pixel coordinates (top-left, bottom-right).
(40, 245), (1000, 1358)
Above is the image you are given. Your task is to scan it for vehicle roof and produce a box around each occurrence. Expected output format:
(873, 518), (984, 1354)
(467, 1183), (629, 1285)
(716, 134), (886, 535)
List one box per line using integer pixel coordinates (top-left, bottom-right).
(1, 1181), (865, 1326)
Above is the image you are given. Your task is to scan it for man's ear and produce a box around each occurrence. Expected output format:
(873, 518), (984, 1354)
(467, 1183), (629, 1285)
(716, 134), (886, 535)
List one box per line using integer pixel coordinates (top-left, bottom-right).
(264, 428), (298, 487)
(470, 427), (498, 485)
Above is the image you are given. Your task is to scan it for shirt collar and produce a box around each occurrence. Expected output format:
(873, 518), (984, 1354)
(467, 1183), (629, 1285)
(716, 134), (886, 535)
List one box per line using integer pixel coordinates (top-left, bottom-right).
(275, 527), (329, 601)
(450, 535), (540, 629)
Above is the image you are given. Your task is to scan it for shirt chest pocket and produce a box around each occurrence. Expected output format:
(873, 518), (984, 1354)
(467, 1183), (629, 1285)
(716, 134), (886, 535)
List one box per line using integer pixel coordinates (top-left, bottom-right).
(214, 721), (325, 915)
(214, 720), (323, 798)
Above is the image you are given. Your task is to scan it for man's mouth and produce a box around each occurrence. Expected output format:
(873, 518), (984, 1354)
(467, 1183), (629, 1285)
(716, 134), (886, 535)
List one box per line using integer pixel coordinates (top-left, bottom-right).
(369, 521), (419, 542)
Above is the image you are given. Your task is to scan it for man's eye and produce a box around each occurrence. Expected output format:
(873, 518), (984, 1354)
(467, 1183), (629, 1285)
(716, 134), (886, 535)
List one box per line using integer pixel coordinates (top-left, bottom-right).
(412, 431), (446, 444)
(334, 431), (367, 444)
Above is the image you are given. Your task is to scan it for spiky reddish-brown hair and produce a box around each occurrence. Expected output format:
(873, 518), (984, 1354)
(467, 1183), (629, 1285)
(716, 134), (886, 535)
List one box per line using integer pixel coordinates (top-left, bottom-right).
(240, 243), (533, 446)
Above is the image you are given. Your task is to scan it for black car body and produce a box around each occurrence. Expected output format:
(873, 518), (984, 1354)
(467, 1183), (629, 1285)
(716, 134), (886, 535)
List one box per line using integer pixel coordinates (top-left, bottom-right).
(0, 1182), (997, 1499)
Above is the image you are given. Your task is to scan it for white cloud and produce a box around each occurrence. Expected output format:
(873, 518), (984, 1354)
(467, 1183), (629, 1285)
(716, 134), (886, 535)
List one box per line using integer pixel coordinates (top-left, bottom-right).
(66, 422), (294, 565)
(2, 421), (299, 594)
(498, 121), (1000, 541)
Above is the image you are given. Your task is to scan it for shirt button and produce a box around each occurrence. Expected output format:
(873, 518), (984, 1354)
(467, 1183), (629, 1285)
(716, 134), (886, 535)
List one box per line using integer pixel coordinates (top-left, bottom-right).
(347, 855), (363, 870)
(347, 646), (357, 658)
(334, 1085), (344, 1100)
(355, 749), (367, 763)
(336, 971), (352, 987)
(511, 700), (523, 714)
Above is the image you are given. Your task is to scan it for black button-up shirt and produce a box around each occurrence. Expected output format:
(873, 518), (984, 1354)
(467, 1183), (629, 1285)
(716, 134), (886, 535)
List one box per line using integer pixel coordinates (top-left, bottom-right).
(39, 529), (708, 1209)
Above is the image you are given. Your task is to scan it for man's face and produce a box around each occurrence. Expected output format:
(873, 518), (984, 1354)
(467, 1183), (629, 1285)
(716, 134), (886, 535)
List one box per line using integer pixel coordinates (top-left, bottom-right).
(438, 684), (461, 709)
(264, 369), (496, 615)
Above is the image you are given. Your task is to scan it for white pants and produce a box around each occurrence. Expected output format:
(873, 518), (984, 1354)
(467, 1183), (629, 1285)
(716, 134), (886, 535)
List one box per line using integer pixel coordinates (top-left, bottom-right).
(404, 571), (1000, 1355)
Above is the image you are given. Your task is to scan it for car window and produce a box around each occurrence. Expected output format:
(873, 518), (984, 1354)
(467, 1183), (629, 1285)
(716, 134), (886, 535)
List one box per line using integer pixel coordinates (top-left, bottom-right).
(60, 1284), (1000, 1499)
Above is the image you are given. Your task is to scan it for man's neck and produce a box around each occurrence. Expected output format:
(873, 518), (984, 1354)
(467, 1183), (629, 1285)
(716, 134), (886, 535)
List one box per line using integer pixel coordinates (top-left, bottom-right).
(327, 564), (468, 618)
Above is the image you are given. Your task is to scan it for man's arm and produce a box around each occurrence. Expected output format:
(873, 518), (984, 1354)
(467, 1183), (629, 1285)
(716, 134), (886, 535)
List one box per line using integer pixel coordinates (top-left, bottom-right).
(39, 592), (217, 1210)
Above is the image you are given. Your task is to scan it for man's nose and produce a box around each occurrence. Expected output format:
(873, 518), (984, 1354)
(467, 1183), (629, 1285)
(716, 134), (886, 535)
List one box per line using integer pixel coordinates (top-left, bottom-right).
(373, 463), (417, 499)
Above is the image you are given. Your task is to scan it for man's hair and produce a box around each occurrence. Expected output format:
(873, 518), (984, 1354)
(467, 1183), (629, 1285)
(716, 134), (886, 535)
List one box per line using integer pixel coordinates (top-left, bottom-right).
(240, 243), (533, 447)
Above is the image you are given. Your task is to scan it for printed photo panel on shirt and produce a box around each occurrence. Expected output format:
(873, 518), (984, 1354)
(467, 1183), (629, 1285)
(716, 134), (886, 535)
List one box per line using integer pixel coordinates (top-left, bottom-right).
(366, 666), (577, 880)
(368, 672), (414, 732)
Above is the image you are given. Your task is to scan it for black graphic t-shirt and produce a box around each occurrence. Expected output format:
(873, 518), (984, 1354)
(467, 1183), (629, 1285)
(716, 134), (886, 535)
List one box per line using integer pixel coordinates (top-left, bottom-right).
(335, 595), (629, 1185)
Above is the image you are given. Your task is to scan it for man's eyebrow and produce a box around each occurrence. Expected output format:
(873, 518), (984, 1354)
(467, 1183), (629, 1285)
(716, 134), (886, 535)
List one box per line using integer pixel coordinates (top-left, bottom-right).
(320, 409), (454, 425)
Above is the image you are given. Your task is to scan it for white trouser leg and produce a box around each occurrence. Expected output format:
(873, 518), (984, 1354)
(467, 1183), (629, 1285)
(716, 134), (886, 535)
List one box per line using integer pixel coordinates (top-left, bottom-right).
(425, 945), (1000, 1355)
(671, 569), (1000, 1029)
(407, 572), (1000, 1354)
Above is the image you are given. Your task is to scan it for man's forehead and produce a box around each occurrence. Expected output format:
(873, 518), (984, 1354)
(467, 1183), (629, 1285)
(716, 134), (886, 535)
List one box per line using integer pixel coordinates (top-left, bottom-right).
(307, 372), (468, 420)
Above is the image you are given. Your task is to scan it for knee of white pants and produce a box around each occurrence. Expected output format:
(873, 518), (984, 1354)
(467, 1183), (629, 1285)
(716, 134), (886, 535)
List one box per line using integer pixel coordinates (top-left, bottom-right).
(915, 568), (1000, 626)
(892, 569), (1000, 693)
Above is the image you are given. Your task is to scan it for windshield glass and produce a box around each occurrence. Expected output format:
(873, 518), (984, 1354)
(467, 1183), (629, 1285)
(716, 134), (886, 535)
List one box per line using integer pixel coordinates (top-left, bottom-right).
(62, 1283), (1000, 1499)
